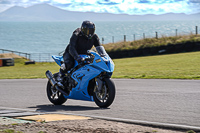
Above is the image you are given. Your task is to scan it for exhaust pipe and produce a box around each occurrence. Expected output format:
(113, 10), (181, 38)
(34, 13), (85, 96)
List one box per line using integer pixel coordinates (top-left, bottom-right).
(45, 70), (68, 96)
(45, 70), (57, 87)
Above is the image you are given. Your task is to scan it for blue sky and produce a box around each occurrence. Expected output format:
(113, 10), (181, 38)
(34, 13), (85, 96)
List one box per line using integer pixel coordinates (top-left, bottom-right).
(0, 0), (200, 14)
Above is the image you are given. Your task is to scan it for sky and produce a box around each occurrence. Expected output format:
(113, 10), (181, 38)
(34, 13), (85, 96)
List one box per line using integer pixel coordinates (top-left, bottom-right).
(0, 0), (200, 15)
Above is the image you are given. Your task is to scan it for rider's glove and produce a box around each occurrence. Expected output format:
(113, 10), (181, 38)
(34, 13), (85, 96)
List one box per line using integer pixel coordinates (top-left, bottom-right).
(61, 63), (66, 70)
(76, 56), (84, 64)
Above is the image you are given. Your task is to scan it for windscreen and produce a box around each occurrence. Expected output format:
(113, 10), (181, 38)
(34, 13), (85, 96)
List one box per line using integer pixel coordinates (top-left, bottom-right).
(95, 46), (107, 57)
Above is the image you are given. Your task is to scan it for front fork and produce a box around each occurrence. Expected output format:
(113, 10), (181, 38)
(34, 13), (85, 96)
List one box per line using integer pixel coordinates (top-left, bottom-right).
(94, 77), (108, 100)
(95, 77), (104, 92)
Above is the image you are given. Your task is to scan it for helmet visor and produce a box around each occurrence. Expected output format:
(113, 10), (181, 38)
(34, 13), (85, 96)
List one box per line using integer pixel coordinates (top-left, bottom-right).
(87, 28), (95, 37)
(81, 21), (95, 39)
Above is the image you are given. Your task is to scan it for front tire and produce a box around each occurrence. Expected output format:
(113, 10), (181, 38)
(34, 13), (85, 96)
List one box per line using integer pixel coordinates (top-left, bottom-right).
(93, 78), (115, 108)
(46, 81), (67, 105)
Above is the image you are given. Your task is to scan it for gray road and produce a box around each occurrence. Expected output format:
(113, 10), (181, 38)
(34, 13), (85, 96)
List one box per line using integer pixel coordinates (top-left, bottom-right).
(0, 79), (200, 127)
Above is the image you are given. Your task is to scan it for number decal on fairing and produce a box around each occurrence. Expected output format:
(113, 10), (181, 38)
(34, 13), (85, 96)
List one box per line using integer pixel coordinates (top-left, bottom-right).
(72, 73), (85, 81)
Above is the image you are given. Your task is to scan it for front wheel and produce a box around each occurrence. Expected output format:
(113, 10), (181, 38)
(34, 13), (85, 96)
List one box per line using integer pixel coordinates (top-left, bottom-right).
(93, 78), (116, 108)
(46, 81), (67, 105)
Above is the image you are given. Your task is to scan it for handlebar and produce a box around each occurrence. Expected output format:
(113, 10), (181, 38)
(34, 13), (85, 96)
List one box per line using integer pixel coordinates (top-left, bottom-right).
(78, 55), (94, 65)
(84, 58), (92, 62)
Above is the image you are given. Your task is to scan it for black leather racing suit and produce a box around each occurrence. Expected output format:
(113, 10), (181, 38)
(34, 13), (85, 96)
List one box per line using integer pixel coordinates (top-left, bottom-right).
(62, 28), (101, 71)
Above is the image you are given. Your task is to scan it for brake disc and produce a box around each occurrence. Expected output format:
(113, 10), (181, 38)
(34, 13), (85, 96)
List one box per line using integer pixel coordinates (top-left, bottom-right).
(96, 85), (107, 101)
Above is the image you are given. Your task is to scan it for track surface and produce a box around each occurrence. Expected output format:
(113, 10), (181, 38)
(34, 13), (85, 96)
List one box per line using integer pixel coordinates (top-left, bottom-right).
(0, 79), (200, 127)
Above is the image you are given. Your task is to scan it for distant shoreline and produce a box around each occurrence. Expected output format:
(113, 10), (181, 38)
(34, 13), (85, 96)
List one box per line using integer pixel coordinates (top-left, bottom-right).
(0, 4), (200, 22)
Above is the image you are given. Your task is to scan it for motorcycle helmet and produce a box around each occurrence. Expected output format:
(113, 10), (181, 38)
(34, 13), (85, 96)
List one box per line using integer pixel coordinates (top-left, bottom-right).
(81, 20), (95, 39)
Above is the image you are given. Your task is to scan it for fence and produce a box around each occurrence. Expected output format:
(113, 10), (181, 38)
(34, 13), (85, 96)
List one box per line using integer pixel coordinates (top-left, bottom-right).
(29, 53), (59, 62)
(0, 49), (59, 62)
(0, 49), (31, 59)
(101, 26), (199, 44)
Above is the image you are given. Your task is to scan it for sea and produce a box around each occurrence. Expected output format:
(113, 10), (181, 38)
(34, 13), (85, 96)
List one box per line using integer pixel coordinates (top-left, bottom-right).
(0, 20), (200, 61)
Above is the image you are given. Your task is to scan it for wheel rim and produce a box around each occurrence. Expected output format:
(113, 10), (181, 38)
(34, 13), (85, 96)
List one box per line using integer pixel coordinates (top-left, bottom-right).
(50, 86), (61, 100)
(95, 84), (109, 103)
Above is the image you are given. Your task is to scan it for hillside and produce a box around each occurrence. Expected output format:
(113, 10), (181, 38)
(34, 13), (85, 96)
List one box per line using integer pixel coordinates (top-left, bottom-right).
(0, 4), (200, 21)
(104, 34), (200, 59)
(0, 53), (25, 58)
(104, 34), (200, 52)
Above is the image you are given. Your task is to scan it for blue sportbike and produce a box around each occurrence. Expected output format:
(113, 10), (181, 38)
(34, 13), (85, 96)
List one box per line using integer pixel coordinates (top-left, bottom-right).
(45, 46), (115, 108)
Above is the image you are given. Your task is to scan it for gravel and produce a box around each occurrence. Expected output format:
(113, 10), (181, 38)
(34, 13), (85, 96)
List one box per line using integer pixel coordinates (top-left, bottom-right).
(0, 118), (187, 133)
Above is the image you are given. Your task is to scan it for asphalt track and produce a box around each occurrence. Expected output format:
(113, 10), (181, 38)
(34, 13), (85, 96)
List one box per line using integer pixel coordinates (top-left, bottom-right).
(0, 79), (200, 130)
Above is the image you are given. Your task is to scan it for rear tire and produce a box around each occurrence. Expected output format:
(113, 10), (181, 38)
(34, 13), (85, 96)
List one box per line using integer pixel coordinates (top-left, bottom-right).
(93, 78), (115, 108)
(46, 81), (67, 105)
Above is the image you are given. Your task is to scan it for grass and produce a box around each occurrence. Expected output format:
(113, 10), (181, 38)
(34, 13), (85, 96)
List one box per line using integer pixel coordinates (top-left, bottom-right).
(0, 58), (60, 79)
(0, 51), (200, 79)
(113, 51), (200, 79)
(187, 130), (196, 133)
(0, 129), (23, 133)
(38, 131), (46, 133)
(103, 34), (200, 52)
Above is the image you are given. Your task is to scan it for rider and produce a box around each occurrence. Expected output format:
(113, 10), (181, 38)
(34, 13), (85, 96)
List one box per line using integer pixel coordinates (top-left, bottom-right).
(57, 20), (101, 87)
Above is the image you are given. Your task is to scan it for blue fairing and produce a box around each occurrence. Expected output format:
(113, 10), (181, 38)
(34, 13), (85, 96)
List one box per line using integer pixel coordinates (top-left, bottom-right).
(65, 65), (101, 101)
(52, 55), (63, 66)
(51, 49), (114, 101)
(52, 55), (88, 67)
(90, 52), (114, 73)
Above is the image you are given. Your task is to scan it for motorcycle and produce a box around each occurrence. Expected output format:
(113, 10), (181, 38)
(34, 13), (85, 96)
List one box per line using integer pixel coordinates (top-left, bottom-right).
(45, 46), (116, 108)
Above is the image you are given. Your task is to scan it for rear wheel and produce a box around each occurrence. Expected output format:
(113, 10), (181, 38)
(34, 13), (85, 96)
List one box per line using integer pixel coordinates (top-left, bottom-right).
(46, 81), (67, 105)
(93, 78), (115, 108)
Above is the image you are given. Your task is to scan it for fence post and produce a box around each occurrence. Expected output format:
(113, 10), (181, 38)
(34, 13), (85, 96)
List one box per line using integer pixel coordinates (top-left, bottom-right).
(155, 32), (158, 39)
(29, 54), (31, 60)
(196, 26), (198, 35)
(176, 29), (178, 37)
(102, 37), (104, 44)
(112, 36), (114, 43)
(124, 35), (126, 42)
(39, 53), (41, 62)
(133, 34), (135, 41)
(48, 53), (51, 62)
(143, 33), (145, 39)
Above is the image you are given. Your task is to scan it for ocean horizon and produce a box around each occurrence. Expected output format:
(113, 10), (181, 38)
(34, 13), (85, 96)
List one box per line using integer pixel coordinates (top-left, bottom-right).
(1, 20), (200, 55)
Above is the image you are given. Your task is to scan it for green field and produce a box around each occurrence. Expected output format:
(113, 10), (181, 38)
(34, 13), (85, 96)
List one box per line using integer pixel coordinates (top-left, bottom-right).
(113, 51), (200, 79)
(0, 51), (200, 79)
